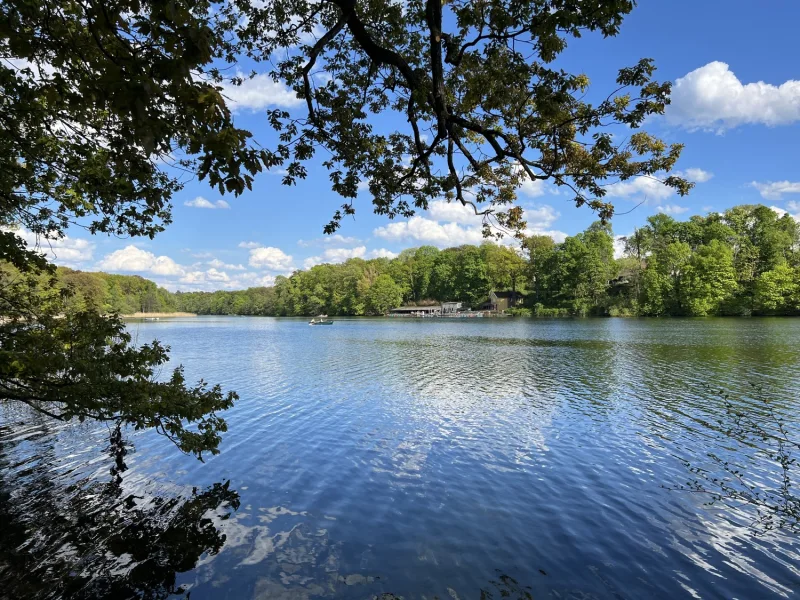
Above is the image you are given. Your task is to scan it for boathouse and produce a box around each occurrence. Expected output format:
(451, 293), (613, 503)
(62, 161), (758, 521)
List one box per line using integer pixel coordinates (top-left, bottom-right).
(388, 305), (441, 317)
(482, 290), (524, 312)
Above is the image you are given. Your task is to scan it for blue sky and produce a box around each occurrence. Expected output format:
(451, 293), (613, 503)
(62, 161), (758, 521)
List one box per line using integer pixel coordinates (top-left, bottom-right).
(26, 0), (800, 290)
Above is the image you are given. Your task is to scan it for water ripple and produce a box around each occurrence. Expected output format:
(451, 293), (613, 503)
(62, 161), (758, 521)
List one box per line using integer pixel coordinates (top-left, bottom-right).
(2, 316), (799, 599)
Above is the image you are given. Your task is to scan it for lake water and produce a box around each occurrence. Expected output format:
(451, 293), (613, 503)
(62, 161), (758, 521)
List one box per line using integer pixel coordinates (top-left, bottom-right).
(2, 317), (800, 599)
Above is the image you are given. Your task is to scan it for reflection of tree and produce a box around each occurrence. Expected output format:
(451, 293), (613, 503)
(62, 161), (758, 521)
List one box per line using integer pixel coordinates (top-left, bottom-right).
(479, 572), (535, 600)
(0, 426), (239, 600)
(673, 386), (799, 534)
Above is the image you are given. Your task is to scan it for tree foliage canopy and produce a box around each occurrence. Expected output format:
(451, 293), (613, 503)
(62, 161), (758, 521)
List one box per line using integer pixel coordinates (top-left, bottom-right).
(2, 0), (691, 266)
(1, 0), (260, 265)
(223, 0), (690, 232)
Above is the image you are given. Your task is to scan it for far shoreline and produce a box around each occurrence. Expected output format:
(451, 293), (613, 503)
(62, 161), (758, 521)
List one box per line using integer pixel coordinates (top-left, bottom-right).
(119, 312), (197, 318)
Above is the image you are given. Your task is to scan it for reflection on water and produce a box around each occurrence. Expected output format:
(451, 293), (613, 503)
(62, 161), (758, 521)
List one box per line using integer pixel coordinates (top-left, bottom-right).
(0, 418), (239, 600)
(2, 317), (800, 599)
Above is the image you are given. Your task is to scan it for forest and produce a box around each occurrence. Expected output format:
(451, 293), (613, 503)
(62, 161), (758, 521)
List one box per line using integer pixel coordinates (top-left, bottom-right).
(0, 263), (177, 315)
(174, 204), (800, 317)
(10, 204), (798, 318)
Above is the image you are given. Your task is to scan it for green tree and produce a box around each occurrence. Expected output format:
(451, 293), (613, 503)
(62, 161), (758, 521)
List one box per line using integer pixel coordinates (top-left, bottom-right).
(723, 205), (800, 311)
(683, 240), (737, 316)
(639, 255), (669, 316)
(59, 268), (108, 311)
(582, 222), (617, 310)
(552, 224), (615, 315)
(481, 243), (526, 297)
(754, 263), (800, 315)
(523, 235), (556, 305)
(366, 274), (403, 315)
(452, 246), (491, 307)
(413, 246), (441, 301)
(647, 242), (689, 314)
(429, 251), (457, 301)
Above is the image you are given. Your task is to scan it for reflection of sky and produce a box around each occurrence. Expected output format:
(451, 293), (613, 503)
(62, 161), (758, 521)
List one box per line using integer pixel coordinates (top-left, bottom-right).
(3, 317), (800, 599)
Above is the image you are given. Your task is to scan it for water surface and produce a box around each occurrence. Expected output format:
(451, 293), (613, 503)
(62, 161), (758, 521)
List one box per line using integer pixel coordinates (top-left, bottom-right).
(2, 317), (800, 599)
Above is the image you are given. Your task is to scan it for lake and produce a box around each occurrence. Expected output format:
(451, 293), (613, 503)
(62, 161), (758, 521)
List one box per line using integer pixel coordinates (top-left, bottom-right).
(2, 317), (800, 599)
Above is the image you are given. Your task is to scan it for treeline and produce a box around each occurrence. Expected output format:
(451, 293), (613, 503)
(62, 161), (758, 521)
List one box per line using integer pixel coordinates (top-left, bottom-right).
(612, 204), (800, 316)
(0, 263), (177, 315)
(8, 204), (799, 318)
(176, 204), (800, 317)
(527, 203), (799, 316)
(58, 268), (177, 314)
(175, 243), (526, 316)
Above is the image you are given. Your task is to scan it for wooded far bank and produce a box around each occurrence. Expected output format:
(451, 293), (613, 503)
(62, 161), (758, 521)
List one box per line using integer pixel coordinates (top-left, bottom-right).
(7, 204), (800, 319)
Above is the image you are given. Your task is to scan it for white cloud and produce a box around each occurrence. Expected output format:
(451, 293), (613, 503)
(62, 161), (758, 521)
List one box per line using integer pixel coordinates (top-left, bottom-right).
(297, 234), (361, 247)
(238, 241), (261, 249)
(604, 176), (675, 201)
(376, 199), (564, 248)
(507, 205), (567, 243)
(205, 268), (230, 282)
(207, 258), (246, 271)
(750, 181), (800, 201)
(605, 169), (711, 202)
(6, 227), (95, 266)
(178, 269), (233, 286)
(679, 168), (714, 183)
(178, 271), (206, 285)
(770, 205), (800, 223)
(666, 62), (800, 130)
(426, 200), (480, 225)
(519, 177), (546, 197)
(87, 242), (284, 292)
(303, 246), (367, 268)
(657, 204), (689, 215)
(321, 246), (366, 262)
(248, 246), (295, 271)
(184, 196), (230, 209)
(255, 274), (277, 287)
(238, 273), (277, 287)
(220, 72), (302, 112)
(97, 245), (183, 276)
(426, 199), (559, 227)
(369, 248), (398, 259)
(510, 163), (551, 198)
(174, 268), (277, 290)
(518, 228), (567, 244)
(613, 235), (627, 260)
(374, 216), (485, 248)
(4, 57), (55, 79)
(523, 205), (560, 229)
(787, 200), (800, 213)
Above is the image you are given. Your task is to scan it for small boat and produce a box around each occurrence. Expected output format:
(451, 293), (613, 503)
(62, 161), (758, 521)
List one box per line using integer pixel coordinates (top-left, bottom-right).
(309, 315), (334, 325)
